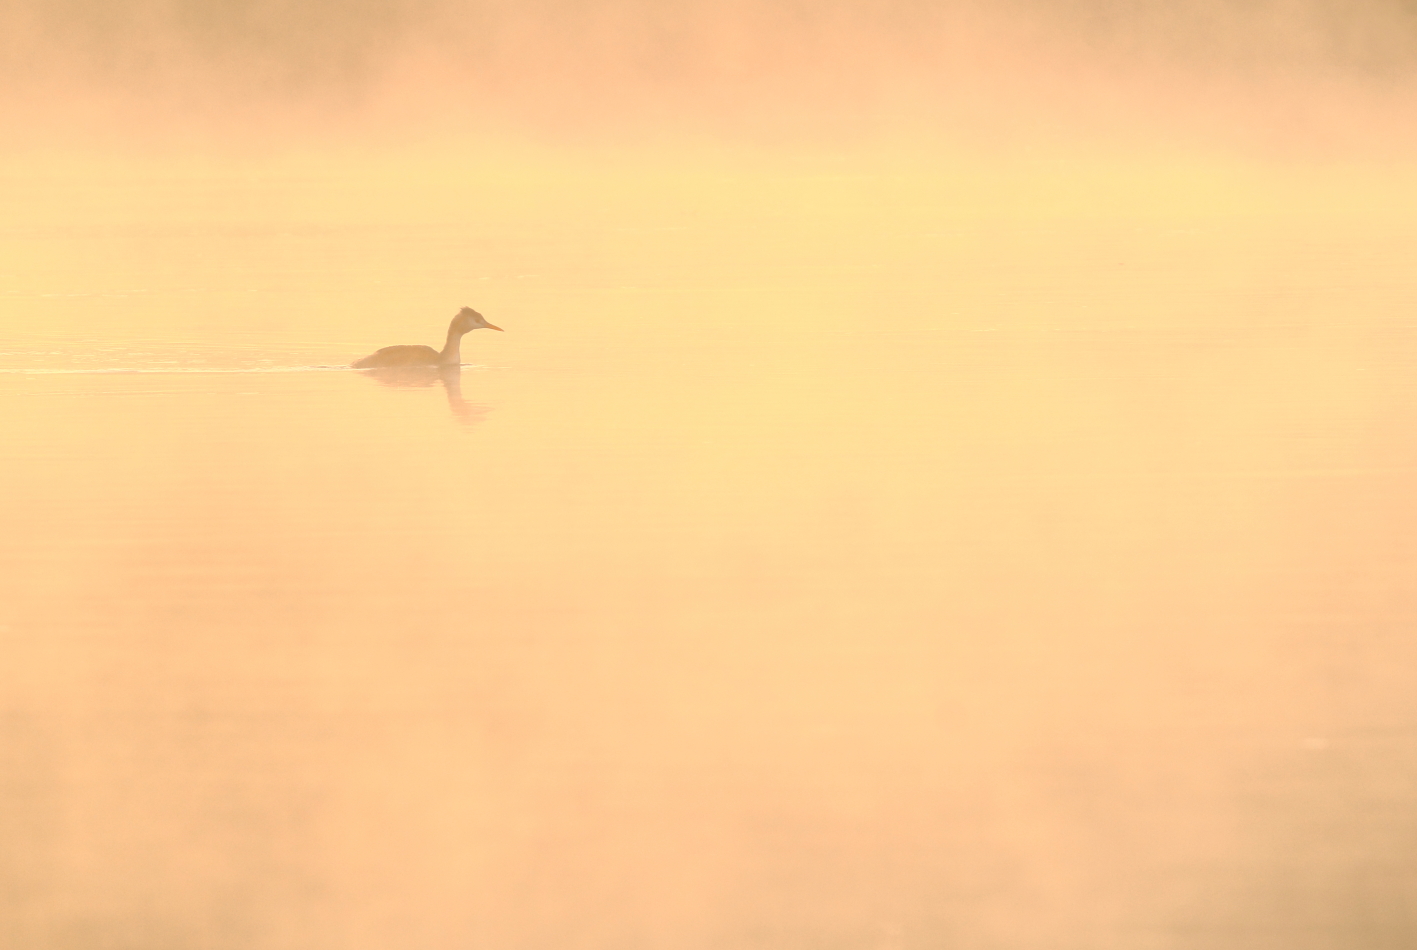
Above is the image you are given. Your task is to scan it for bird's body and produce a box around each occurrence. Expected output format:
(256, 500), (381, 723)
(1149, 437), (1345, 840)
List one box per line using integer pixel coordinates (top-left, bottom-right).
(354, 344), (444, 368)
(353, 307), (502, 369)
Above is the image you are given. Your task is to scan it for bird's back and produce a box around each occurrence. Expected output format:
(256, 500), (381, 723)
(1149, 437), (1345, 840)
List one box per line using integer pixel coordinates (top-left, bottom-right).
(352, 345), (441, 369)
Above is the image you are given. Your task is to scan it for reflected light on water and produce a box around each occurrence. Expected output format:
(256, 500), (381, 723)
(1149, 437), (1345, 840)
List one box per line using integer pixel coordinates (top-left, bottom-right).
(362, 365), (494, 428)
(2, 150), (1417, 949)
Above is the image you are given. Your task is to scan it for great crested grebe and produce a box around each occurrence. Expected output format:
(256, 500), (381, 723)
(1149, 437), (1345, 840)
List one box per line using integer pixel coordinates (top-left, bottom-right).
(352, 307), (503, 369)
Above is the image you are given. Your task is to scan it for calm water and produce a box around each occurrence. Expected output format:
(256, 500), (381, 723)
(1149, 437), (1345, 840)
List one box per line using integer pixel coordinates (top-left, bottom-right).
(3, 157), (1417, 949)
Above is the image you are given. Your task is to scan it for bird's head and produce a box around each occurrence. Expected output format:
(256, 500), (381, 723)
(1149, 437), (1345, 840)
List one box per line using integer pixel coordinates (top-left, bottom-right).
(452, 306), (503, 334)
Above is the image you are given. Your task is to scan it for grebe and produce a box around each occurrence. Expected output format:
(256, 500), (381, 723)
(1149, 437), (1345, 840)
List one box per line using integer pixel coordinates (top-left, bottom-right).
(352, 307), (502, 369)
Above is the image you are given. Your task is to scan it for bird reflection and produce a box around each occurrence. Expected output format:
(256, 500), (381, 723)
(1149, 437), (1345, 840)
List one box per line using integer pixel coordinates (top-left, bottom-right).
(360, 365), (492, 427)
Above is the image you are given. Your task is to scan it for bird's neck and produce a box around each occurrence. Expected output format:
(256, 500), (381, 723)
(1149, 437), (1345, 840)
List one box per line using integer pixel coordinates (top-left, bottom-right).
(438, 329), (465, 365)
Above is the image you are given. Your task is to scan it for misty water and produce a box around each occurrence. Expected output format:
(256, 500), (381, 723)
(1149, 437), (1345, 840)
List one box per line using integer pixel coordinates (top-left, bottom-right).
(4, 157), (1417, 949)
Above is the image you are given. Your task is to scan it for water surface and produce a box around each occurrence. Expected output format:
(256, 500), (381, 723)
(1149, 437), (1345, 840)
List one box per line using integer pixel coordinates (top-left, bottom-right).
(3, 159), (1417, 949)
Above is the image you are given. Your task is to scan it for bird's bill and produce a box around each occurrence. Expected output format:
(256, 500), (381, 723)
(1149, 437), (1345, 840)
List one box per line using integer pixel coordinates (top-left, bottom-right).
(484, 322), (504, 331)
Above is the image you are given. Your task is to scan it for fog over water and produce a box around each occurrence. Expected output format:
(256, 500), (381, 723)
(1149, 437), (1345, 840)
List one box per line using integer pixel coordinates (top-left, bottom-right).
(8, 0), (1417, 149)
(4, 2), (1417, 949)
